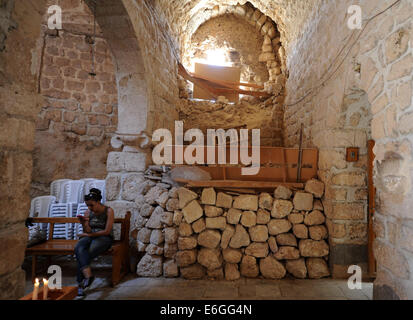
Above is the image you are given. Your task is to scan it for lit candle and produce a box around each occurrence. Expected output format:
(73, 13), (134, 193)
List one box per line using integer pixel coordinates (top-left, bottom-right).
(32, 278), (39, 300)
(43, 278), (49, 300)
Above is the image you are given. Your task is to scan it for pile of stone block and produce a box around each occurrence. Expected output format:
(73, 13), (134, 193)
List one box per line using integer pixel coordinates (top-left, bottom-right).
(135, 176), (330, 280)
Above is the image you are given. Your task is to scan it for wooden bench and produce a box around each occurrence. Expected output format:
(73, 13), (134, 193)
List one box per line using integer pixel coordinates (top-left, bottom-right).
(25, 212), (131, 287)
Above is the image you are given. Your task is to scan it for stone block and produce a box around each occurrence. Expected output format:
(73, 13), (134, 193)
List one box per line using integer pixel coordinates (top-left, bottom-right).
(216, 192), (233, 208)
(245, 242), (269, 258)
(182, 200), (203, 224)
(205, 217), (227, 230)
(198, 248), (223, 270)
(299, 240), (329, 257)
(198, 230), (221, 249)
(240, 211), (257, 228)
(136, 254), (163, 277)
(240, 255), (259, 278)
(293, 192), (314, 211)
(260, 256), (286, 279)
(233, 195), (258, 211)
(268, 219), (292, 235)
(271, 199), (293, 218)
(286, 258), (307, 279)
(201, 188), (216, 205)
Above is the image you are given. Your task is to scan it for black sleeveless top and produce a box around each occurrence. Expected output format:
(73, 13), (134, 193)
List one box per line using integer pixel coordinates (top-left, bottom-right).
(89, 206), (113, 238)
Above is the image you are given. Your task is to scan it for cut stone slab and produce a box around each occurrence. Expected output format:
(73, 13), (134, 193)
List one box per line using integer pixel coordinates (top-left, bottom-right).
(286, 258), (307, 279)
(249, 225), (269, 242)
(198, 230), (221, 249)
(197, 248), (223, 270)
(216, 192), (233, 208)
(146, 244), (164, 255)
(274, 246), (300, 260)
(178, 222), (193, 237)
(293, 192), (314, 211)
(276, 233), (298, 247)
(180, 263), (206, 279)
(178, 236), (197, 250)
(177, 187), (198, 209)
(309, 225), (328, 240)
(271, 200), (293, 218)
(220, 224), (235, 249)
(175, 249), (197, 267)
(229, 224), (251, 249)
(227, 208), (242, 224)
(164, 227), (178, 244)
(304, 210), (326, 226)
(299, 240), (329, 257)
(245, 242), (269, 258)
(163, 259), (179, 278)
(268, 219), (292, 235)
(139, 204), (154, 218)
(274, 185), (292, 199)
(225, 263), (240, 281)
(259, 193), (273, 210)
(257, 209), (271, 224)
(182, 200), (203, 224)
(306, 257), (330, 279)
(233, 195), (259, 211)
(192, 218), (206, 233)
(206, 217), (227, 230)
(222, 248), (243, 263)
(204, 205), (223, 217)
(241, 211), (257, 228)
(268, 236), (279, 253)
(201, 188), (216, 205)
(145, 206), (164, 229)
(305, 179), (325, 198)
(137, 228), (151, 244)
(288, 213), (304, 224)
(293, 224), (309, 239)
(260, 256), (286, 279)
(240, 255), (259, 277)
(136, 254), (163, 277)
(150, 229), (164, 245)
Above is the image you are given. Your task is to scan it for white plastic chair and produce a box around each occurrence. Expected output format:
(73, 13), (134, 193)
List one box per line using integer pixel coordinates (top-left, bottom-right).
(50, 179), (72, 201)
(48, 203), (73, 240)
(29, 196), (57, 218)
(83, 180), (106, 203)
(59, 180), (85, 204)
(73, 203), (89, 239)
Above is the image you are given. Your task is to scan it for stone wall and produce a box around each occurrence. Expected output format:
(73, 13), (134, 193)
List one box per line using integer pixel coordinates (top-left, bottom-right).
(135, 175), (330, 280)
(0, 0), (48, 300)
(31, 0), (118, 197)
(283, 0), (413, 298)
(177, 95), (284, 147)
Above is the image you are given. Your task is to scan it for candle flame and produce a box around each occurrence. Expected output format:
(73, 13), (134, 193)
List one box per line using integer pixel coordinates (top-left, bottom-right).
(35, 278), (39, 285)
(43, 278), (48, 284)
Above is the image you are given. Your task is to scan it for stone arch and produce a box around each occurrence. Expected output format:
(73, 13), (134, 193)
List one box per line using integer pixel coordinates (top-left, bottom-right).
(181, 2), (285, 95)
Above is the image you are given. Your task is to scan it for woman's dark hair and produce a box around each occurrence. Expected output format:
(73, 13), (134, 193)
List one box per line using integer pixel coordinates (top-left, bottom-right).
(84, 188), (102, 202)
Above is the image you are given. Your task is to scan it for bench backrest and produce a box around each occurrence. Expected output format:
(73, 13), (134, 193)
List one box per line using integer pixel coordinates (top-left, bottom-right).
(30, 211), (131, 246)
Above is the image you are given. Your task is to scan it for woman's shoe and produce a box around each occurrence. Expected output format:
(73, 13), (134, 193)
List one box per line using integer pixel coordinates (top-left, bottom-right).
(77, 286), (85, 297)
(82, 276), (95, 289)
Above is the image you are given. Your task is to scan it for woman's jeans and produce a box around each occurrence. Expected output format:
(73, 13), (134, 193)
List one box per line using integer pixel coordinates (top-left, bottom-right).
(74, 236), (112, 284)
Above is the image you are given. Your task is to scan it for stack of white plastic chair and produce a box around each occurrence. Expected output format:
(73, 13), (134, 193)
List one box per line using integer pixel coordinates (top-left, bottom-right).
(29, 196), (57, 232)
(47, 203), (73, 240)
(73, 203), (89, 240)
(50, 179), (72, 202)
(29, 196), (57, 218)
(84, 179), (106, 203)
(59, 180), (85, 204)
(55, 180), (85, 239)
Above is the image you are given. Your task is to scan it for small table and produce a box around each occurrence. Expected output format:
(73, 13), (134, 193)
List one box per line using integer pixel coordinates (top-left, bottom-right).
(20, 286), (78, 300)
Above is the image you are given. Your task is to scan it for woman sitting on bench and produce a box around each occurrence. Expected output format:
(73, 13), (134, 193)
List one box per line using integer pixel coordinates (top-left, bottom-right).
(75, 188), (114, 296)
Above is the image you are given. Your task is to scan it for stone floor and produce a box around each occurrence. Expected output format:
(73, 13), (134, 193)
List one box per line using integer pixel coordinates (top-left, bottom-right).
(23, 256), (373, 300)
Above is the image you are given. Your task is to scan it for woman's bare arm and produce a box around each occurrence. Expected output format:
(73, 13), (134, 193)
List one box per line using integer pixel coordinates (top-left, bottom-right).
(80, 211), (92, 233)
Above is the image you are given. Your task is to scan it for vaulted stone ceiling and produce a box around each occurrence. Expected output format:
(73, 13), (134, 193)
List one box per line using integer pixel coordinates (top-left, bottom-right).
(150, 0), (323, 55)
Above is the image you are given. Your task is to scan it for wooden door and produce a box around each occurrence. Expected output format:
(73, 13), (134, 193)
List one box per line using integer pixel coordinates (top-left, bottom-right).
(368, 140), (377, 276)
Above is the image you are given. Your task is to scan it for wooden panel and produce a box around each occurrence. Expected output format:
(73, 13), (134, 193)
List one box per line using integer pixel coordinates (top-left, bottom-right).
(174, 179), (304, 189)
(170, 146), (318, 183)
(193, 63), (241, 102)
(368, 140), (377, 277)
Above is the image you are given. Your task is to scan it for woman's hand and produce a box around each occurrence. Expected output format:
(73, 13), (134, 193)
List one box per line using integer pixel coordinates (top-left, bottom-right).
(78, 233), (89, 238)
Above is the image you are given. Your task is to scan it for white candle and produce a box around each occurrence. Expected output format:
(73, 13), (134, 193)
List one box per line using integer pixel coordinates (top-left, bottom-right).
(43, 278), (49, 300)
(32, 278), (39, 300)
